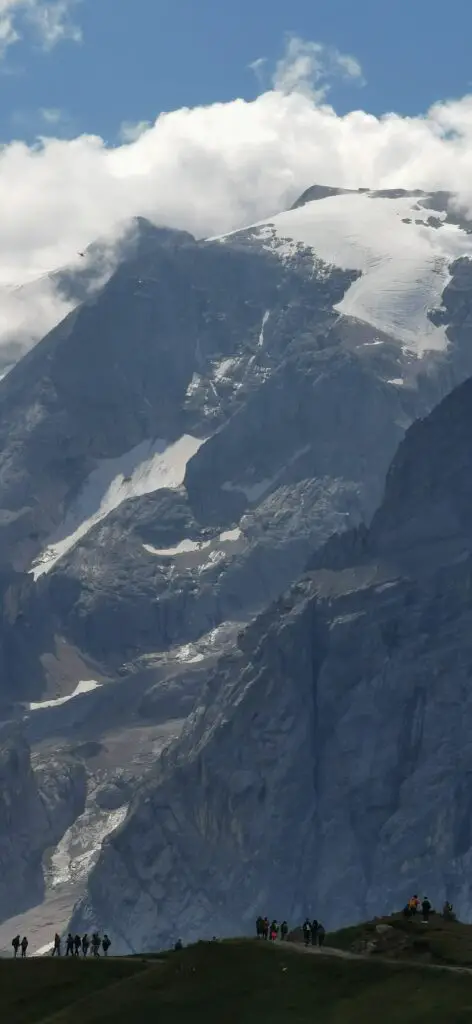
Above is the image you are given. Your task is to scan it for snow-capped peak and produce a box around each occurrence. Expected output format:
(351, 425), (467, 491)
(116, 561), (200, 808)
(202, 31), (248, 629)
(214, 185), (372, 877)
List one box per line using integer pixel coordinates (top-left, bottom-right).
(215, 187), (472, 355)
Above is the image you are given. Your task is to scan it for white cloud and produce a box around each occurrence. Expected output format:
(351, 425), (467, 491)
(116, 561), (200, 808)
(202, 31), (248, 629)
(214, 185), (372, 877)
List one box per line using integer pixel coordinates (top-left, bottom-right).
(272, 35), (365, 98)
(3, 35), (472, 354)
(119, 119), (152, 143)
(40, 106), (65, 124)
(0, 0), (81, 56)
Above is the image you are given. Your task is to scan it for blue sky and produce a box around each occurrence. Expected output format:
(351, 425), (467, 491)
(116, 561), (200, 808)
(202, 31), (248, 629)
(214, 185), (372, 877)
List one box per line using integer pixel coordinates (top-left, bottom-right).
(2, 0), (472, 144)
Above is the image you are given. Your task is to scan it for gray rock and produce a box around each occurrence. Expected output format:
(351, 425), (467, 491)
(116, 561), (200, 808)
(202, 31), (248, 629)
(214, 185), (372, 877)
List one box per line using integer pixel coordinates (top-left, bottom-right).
(0, 725), (86, 922)
(70, 372), (472, 951)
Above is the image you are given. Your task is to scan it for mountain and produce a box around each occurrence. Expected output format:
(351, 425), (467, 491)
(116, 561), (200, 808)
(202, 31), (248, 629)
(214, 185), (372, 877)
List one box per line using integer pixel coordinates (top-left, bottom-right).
(71, 369), (472, 952)
(0, 216), (172, 377)
(1, 185), (472, 949)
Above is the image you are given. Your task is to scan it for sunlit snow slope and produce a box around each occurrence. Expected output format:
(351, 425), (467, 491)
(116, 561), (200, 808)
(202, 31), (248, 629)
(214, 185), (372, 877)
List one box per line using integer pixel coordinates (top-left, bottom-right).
(219, 191), (472, 354)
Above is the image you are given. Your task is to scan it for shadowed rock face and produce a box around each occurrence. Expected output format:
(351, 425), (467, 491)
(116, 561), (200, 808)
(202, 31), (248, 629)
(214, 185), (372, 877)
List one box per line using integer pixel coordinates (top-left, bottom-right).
(70, 373), (472, 951)
(0, 725), (86, 923)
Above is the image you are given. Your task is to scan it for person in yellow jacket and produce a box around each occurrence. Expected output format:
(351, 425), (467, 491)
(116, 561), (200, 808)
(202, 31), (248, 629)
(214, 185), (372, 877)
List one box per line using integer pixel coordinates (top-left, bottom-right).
(408, 894), (420, 914)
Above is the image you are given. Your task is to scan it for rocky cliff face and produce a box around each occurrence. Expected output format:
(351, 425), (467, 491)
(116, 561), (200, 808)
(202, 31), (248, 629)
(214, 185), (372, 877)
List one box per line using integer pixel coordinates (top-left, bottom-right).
(0, 725), (86, 922)
(71, 372), (472, 950)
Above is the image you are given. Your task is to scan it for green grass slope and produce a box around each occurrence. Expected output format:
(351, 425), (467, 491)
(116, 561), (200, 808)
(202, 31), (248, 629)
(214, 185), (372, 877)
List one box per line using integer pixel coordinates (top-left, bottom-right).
(6, 935), (472, 1024)
(0, 957), (146, 1024)
(327, 910), (472, 966)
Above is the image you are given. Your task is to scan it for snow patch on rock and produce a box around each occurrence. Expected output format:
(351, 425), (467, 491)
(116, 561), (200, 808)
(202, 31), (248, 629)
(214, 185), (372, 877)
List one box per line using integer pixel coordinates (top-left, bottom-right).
(31, 434), (205, 578)
(213, 358), (238, 380)
(29, 680), (101, 712)
(142, 527), (245, 570)
(258, 309), (270, 347)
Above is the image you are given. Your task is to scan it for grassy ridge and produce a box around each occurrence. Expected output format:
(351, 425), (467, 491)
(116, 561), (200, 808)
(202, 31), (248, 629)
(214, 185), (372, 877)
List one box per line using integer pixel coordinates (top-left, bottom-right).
(327, 911), (472, 966)
(6, 937), (472, 1024)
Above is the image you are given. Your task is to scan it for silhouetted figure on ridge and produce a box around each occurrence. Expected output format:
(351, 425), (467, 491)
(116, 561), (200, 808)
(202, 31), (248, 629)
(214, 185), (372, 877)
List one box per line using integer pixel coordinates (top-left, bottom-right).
(11, 935), (20, 958)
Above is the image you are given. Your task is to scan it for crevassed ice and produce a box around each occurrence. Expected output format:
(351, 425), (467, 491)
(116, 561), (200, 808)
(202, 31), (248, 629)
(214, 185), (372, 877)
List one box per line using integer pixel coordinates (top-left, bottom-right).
(49, 804), (129, 889)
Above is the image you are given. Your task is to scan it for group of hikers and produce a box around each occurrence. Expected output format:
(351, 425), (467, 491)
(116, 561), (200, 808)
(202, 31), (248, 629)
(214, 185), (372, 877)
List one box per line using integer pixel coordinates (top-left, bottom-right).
(302, 919), (326, 947)
(256, 917), (289, 941)
(12, 932), (111, 958)
(10, 894), (458, 962)
(11, 936), (28, 958)
(255, 916), (326, 947)
(403, 895), (456, 923)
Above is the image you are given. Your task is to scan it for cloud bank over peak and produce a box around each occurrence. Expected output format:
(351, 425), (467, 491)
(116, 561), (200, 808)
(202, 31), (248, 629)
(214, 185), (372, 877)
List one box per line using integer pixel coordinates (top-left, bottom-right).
(3, 35), (472, 354)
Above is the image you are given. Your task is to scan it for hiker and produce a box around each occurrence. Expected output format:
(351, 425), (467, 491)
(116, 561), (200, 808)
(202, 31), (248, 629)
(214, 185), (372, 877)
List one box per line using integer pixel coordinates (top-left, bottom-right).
(256, 916), (263, 938)
(91, 933), (101, 957)
(102, 935), (111, 956)
(311, 919), (319, 947)
(280, 921), (288, 941)
(65, 933), (75, 956)
(11, 935), (20, 958)
(317, 923), (326, 947)
(52, 933), (61, 957)
(270, 920), (278, 941)
(408, 894), (420, 915)
(82, 934), (90, 957)
(20, 936), (28, 958)
(422, 896), (432, 922)
(262, 917), (269, 940)
(74, 934), (81, 956)
(174, 939), (183, 951)
(302, 919), (311, 947)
